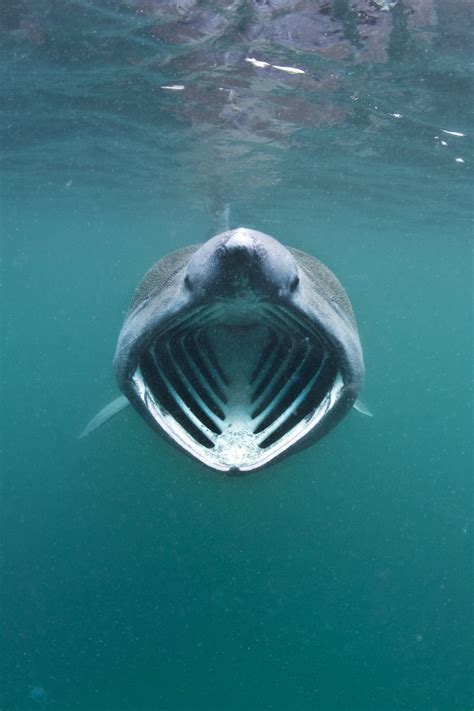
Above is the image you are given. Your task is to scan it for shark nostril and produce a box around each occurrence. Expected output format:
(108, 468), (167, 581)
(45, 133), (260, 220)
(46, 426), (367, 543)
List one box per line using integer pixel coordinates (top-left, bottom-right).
(290, 275), (300, 291)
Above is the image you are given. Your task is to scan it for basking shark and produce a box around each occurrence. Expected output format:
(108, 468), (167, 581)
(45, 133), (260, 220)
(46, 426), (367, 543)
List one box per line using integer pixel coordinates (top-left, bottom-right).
(82, 228), (368, 473)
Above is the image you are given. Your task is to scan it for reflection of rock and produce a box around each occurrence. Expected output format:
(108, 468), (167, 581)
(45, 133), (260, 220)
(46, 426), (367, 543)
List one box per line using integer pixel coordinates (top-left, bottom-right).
(2, 0), (438, 62)
(246, 8), (349, 55)
(133, 0), (198, 19)
(272, 95), (346, 127)
(349, 0), (436, 63)
(144, 7), (235, 45)
(2, 0), (451, 201)
(0, 0), (46, 44)
(0, 0), (444, 161)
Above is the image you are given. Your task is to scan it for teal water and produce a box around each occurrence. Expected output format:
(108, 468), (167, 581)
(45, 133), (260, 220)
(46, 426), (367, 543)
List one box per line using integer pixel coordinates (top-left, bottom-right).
(1, 2), (473, 710)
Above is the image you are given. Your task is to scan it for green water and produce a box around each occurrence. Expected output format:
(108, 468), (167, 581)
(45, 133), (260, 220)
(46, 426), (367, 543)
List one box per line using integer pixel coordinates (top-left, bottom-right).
(1, 2), (473, 710)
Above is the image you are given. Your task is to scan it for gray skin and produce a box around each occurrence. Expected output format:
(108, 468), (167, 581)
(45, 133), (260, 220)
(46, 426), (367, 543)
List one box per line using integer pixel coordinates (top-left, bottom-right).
(112, 227), (364, 473)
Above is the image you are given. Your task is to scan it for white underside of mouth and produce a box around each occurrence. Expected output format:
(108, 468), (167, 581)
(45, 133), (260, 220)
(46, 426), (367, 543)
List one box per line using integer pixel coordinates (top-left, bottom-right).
(131, 302), (342, 472)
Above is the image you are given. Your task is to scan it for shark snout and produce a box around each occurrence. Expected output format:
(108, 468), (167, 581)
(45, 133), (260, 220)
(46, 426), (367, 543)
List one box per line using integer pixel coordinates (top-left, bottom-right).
(225, 228), (256, 255)
(218, 230), (260, 289)
(185, 227), (299, 300)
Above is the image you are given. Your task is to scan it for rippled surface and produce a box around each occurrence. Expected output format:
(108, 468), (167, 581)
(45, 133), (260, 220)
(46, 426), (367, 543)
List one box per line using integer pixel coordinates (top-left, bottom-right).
(2, 0), (472, 216)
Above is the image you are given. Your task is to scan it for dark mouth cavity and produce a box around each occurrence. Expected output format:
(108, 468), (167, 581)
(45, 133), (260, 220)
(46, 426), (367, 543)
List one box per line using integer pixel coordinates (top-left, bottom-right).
(138, 304), (337, 453)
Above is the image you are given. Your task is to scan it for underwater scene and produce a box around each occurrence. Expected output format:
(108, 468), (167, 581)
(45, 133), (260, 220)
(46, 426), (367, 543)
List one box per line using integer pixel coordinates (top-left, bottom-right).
(1, 1), (473, 709)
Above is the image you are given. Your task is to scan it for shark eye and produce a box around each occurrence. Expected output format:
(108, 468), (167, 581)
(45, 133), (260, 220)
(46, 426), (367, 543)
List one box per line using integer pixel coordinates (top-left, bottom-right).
(290, 275), (300, 292)
(184, 274), (193, 291)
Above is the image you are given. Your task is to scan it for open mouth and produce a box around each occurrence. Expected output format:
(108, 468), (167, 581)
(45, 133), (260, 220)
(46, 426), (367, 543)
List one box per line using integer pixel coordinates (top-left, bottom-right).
(131, 302), (343, 471)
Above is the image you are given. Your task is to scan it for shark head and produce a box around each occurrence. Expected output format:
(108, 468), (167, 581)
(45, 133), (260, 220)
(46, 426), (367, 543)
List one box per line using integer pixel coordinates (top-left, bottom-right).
(113, 228), (364, 473)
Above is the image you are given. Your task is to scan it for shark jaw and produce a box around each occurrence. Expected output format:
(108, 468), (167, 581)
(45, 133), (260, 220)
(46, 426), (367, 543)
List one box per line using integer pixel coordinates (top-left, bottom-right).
(129, 299), (344, 473)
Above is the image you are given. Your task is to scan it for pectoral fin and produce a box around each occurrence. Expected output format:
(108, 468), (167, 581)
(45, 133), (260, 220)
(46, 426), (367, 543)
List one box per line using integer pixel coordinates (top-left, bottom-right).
(79, 395), (130, 439)
(353, 398), (373, 417)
